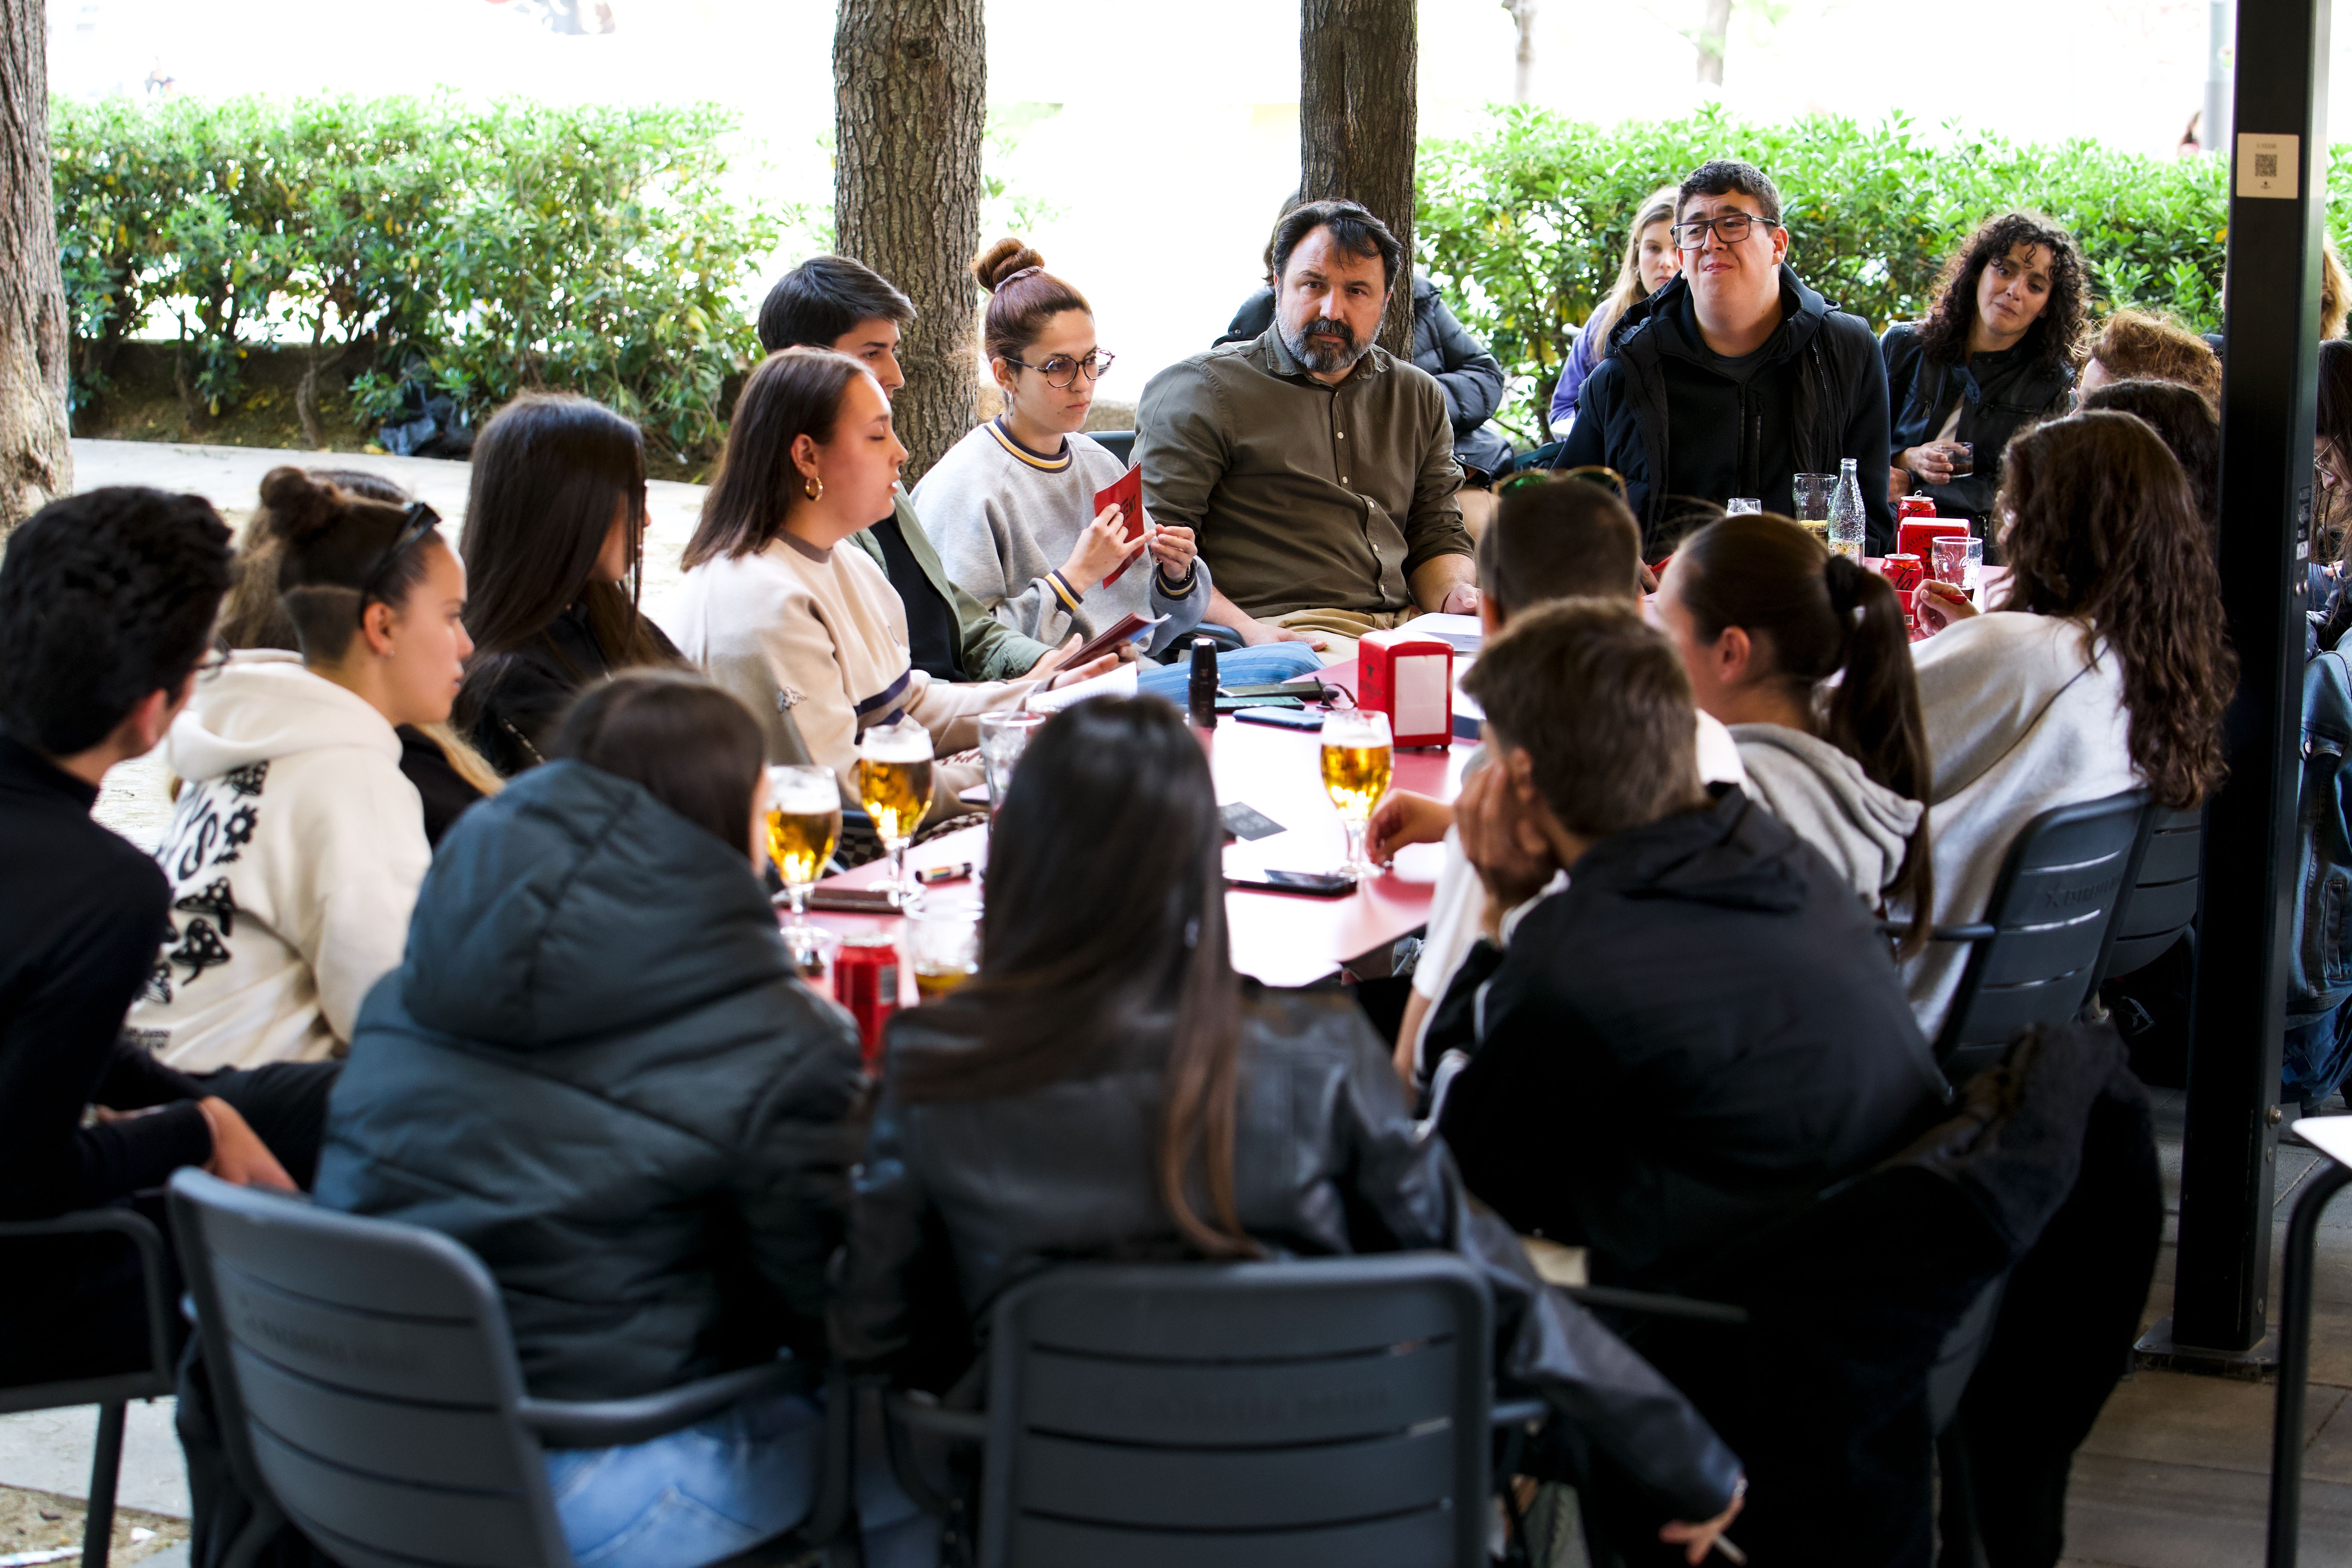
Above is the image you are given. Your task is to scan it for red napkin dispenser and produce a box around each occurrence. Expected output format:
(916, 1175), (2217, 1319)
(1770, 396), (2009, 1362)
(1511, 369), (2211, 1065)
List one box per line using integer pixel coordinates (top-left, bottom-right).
(1358, 627), (1454, 748)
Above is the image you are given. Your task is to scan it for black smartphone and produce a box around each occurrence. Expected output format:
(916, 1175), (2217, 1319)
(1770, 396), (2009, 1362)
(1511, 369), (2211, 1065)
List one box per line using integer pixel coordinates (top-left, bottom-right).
(1226, 869), (1356, 897)
(1215, 693), (1302, 713)
(1234, 706), (1326, 732)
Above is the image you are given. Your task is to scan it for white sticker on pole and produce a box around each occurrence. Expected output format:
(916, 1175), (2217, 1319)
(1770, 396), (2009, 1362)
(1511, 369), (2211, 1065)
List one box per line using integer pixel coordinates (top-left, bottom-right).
(2238, 133), (2300, 199)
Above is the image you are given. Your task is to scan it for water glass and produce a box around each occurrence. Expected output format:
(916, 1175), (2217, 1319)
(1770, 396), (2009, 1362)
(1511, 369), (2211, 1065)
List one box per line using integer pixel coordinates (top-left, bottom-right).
(1929, 536), (1970, 587)
(1726, 497), (1763, 515)
(764, 764), (841, 960)
(977, 710), (1049, 815)
(906, 900), (981, 1002)
(1319, 708), (1394, 883)
(857, 717), (934, 909)
(1793, 474), (1833, 522)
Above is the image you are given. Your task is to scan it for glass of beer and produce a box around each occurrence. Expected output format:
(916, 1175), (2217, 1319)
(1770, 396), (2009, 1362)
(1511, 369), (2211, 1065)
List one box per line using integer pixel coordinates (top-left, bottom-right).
(857, 718), (935, 908)
(765, 764), (842, 954)
(1793, 473), (1833, 550)
(906, 902), (980, 1001)
(1320, 708), (1394, 883)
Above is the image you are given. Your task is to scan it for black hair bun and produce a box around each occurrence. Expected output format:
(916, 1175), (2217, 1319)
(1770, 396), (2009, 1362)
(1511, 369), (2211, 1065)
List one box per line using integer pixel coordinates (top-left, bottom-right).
(258, 467), (345, 547)
(971, 237), (1046, 293)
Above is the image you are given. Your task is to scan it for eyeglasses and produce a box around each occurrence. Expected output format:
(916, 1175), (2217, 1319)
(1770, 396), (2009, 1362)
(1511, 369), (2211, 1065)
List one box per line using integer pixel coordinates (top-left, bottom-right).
(1669, 213), (1776, 250)
(358, 501), (441, 614)
(1003, 351), (1115, 389)
(193, 649), (230, 684)
(1496, 465), (1629, 501)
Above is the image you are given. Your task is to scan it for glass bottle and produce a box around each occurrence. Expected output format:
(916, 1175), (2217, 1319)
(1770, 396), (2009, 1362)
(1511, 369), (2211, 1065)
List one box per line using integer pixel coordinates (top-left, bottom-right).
(1828, 457), (1867, 562)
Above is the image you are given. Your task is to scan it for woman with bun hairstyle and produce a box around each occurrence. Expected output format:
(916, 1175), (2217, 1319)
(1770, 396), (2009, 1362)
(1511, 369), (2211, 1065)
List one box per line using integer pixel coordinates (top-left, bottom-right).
(916, 240), (1322, 697)
(128, 468), (469, 1071)
(218, 467), (500, 844)
(1654, 514), (1933, 950)
(678, 349), (1119, 824)
(454, 392), (679, 775)
(1910, 410), (2235, 1036)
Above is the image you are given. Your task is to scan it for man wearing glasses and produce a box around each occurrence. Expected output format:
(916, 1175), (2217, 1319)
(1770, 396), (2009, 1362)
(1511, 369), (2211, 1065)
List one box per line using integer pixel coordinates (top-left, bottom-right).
(1136, 199), (1476, 653)
(1556, 161), (1895, 557)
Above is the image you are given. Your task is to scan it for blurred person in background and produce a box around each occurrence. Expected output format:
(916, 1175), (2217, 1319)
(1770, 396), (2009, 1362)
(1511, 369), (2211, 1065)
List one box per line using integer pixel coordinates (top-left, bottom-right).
(2076, 309), (2223, 406)
(1549, 185), (1682, 434)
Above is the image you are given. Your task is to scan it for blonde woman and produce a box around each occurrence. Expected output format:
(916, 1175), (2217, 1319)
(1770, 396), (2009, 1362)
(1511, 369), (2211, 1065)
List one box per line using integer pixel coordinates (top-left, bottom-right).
(1549, 186), (1681, 432)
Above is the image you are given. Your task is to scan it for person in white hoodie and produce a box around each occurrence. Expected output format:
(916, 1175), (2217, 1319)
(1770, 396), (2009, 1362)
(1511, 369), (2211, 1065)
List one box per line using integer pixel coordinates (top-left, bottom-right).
(1909, 410), (2235, 1039)
(1654, 512), (1933, 954)
(676, 349), (1117, 825)
(126, 468), (471, 1072)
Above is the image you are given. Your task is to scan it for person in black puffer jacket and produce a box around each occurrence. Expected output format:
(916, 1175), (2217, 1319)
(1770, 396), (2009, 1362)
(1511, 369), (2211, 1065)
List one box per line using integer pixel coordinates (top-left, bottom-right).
(1556, 160), (1896, 558)
(830, 696), (1748, 1564)
(317, 671), (924, 1568)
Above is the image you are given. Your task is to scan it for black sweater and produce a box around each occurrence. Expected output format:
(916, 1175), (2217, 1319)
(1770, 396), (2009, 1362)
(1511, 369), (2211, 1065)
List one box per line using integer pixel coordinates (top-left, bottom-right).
(0, 733), (210, 1220)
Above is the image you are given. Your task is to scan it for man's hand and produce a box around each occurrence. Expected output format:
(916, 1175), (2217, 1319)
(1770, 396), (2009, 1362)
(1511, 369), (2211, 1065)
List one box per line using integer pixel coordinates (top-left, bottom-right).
(1897, 443), (1956, 487)
(1659, 1478), (1747, 1566)
(1455, 765), (1556, 918)
(1237, 618), (1326, 651)
(1042, 651), (1122, 691)
(197, 1097), (295, 1191)
(1438, 583), (1481, 616)
(1365, 789), (1453, 864)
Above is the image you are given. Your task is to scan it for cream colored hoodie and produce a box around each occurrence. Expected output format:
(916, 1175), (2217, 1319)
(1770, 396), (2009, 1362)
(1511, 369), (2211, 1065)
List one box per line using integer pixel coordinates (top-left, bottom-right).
(122, 650), (430, 1072)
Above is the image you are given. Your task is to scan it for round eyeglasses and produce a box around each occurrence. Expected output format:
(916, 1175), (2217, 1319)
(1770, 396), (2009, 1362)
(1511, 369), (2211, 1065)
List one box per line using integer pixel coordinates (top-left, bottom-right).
(1002, 351), (1116, 389)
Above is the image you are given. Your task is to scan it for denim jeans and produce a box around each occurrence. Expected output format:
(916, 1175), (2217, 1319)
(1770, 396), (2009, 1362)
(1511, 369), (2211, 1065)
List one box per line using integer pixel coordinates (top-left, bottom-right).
(2285, 998), (2352, 1109)
(546, 1386), (936, 1568)
(1134, 641), (1324, 704)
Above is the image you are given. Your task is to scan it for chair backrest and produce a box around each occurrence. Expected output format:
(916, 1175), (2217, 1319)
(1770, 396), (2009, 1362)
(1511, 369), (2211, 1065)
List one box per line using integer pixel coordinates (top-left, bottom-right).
(2100, 804), (2204, 982)
(1088, 429), (1136, 466)
(1937, 789), (2149, 1078)
(168, 1170), (571, 1568)
(975, 1253), (1495, 1568)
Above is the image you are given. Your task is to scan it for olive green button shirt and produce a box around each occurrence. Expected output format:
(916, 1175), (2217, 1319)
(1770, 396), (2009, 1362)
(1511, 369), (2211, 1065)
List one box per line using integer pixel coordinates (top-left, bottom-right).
(1134, 328), (1470, 620)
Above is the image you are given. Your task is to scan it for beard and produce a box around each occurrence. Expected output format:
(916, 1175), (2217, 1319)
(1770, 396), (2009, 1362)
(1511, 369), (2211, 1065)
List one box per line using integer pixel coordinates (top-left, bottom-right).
(1280, 313), (1368, 375)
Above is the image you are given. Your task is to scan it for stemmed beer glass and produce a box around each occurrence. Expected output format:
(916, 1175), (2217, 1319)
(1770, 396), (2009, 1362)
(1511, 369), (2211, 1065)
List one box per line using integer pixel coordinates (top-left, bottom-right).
(1320, 708), (1394, 883)
(857, 717), (934, 909)
(765, 764), (842, 960)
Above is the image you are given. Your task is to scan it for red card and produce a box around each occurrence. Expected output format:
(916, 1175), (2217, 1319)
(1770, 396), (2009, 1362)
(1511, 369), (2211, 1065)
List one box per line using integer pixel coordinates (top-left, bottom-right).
(1096, 464), (1146, 586)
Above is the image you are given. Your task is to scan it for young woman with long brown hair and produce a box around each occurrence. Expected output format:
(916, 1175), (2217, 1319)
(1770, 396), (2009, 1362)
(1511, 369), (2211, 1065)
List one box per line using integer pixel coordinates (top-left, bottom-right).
(1549, 185), (1681, 431)
(1654, 513), (1934, 951)
(1909, 410), (2235, 1034)
(828, 695), (1747, 1563)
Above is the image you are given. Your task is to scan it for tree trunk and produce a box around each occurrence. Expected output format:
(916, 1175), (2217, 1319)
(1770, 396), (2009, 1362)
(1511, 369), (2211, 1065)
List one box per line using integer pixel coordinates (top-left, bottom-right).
(0, 0), (72, 533)
(1694, 0), (1732, 85)
(1300, 0), (1419, 361)
(834, 0), (984, 487)
(1503, 0), (1537, 103)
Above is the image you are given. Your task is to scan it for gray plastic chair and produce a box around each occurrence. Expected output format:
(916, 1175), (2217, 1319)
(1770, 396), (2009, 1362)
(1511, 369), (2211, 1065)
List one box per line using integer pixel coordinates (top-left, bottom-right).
(883, 1253), (1546, 1568)
(167, 1169), (847, 1568)
(0, 1207), (178, 1568)
(2098, 803), (2204, 983)
(1926, 789), (2149, 1081)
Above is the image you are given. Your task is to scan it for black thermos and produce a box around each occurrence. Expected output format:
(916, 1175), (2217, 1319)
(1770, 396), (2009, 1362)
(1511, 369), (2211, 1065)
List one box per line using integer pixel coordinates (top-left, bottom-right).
(1187, 636), (1219, 728)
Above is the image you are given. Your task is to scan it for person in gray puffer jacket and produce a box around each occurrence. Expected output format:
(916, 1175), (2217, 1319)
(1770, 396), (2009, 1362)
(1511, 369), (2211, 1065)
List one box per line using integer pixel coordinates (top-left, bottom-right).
(1654, 512), (1936, 954)
(317, 672), (925, 1568)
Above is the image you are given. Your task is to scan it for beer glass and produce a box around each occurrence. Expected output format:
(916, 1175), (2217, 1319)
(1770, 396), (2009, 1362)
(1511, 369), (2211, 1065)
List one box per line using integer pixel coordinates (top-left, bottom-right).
(1793, 473), (1833, 550)
(1726, 497), (1763, 515)
(765, 764), (842, 956)
(1320, 708), (1394, 882)
(906, 901), (981, 1001)
(857, 718), (935, 908)
(977, 710), (1049, 815)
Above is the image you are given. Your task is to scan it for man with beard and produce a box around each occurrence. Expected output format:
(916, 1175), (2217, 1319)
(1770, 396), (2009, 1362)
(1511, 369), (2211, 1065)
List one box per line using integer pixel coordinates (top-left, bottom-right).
(1135, 200), (1476, 652)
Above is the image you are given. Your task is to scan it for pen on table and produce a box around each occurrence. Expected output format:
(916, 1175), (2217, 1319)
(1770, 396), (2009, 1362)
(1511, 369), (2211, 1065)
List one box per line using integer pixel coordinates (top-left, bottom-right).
(1712, 1534), (1747, 1565)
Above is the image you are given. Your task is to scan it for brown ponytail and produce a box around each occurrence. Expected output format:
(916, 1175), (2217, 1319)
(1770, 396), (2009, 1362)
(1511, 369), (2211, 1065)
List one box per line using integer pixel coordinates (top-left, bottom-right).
(972, 237), (1092, 368)
(1676, 515), (1936, 954)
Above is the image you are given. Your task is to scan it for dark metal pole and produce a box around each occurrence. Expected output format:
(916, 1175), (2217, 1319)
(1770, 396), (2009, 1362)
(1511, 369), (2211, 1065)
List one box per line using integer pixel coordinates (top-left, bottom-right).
(2173, 0), (2329, 1354)
(2271, 1161), (2352, 1567)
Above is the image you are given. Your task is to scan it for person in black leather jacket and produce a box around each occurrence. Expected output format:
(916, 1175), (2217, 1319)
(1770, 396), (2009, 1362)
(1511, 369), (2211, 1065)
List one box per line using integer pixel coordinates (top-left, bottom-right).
(1220, 274), (1516, 479)
(453, 394), (682, 776)
(829, 695), (1747, 1560)
(1880, 213), (2085, 525)
(318, 672), (923, 1568)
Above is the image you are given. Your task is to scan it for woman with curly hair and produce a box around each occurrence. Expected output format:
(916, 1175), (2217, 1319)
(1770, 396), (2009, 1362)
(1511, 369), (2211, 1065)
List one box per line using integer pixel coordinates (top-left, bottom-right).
(1880, 213), (2087, 521)
(1905, 411), (2234, 1037)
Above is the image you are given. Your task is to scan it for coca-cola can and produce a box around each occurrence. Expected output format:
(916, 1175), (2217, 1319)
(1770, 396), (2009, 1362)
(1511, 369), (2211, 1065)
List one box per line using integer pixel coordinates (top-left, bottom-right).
(1881, 553), (1926, 595)
(1898, 495), (1937, 522)
(835, 933), (899, 1068)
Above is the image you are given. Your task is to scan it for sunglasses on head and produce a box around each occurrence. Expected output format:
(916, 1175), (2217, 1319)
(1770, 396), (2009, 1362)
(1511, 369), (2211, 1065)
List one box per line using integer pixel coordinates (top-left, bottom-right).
(1496, 465), (1629, 501)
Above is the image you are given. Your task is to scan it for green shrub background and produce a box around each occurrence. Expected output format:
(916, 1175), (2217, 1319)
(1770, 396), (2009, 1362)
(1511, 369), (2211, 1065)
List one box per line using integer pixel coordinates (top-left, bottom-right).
(1419, 102), (2352, 443)
(50, 94), (809, 461)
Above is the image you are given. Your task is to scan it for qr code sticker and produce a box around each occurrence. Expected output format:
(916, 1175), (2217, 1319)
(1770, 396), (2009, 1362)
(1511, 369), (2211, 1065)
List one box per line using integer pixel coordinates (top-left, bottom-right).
(2258, 152), (2281, 179)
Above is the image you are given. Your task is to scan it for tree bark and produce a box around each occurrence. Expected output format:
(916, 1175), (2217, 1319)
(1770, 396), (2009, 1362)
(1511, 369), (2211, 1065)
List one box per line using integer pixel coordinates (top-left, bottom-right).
(1503, 0), (1537, 103)
(0, 0), (72, 533)
(1695, 0), (1732, 85)
(1300, 0), (1419, 360)
(834, 0), (984, 487)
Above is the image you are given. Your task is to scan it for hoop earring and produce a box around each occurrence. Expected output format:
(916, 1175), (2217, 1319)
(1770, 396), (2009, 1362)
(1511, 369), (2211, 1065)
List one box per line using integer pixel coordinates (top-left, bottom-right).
(804, 475), (824, 501)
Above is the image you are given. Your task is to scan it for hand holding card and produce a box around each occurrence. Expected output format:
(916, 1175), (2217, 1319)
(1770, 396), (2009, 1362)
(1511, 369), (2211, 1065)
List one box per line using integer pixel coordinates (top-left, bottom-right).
(1096, 463), (1147, 586)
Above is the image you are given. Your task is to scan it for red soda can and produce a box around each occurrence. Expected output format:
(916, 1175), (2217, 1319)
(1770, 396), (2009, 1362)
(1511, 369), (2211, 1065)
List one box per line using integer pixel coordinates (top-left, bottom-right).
(1881, 553), (1926, 596)
(834, 933), (899, 1068)
(1898, 495), (1937, 522)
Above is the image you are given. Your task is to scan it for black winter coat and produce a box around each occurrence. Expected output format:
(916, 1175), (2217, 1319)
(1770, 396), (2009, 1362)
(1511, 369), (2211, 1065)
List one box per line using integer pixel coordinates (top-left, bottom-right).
(455, 604), (683, 777)
(1557, 266), (1897, 555)
(829, 985), (1744, 1525)
(1435, 787), (1947, 1289)
(1220, 278), (1517, 476)
(1880, 323), (2073, 524)
(316, 759), (866, 1402)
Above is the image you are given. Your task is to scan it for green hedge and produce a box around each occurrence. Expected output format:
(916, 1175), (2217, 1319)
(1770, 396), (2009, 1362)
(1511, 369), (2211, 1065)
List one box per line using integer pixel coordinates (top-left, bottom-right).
(1417, 103), (2352, 443)
(51, 94), (804, 460)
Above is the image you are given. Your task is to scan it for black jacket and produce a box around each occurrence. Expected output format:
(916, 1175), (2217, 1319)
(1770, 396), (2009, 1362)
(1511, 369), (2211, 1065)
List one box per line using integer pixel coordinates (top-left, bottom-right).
(1881, 322), (2073, 524)
(455, 603), (682, 777)
(829, 985), (1743, 1524)
(1220, 277), (1517, 476)
(1435, 787), (1947, 1288)
(316, 759), (866, 1402)
(1557, 266), (1897, 555)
